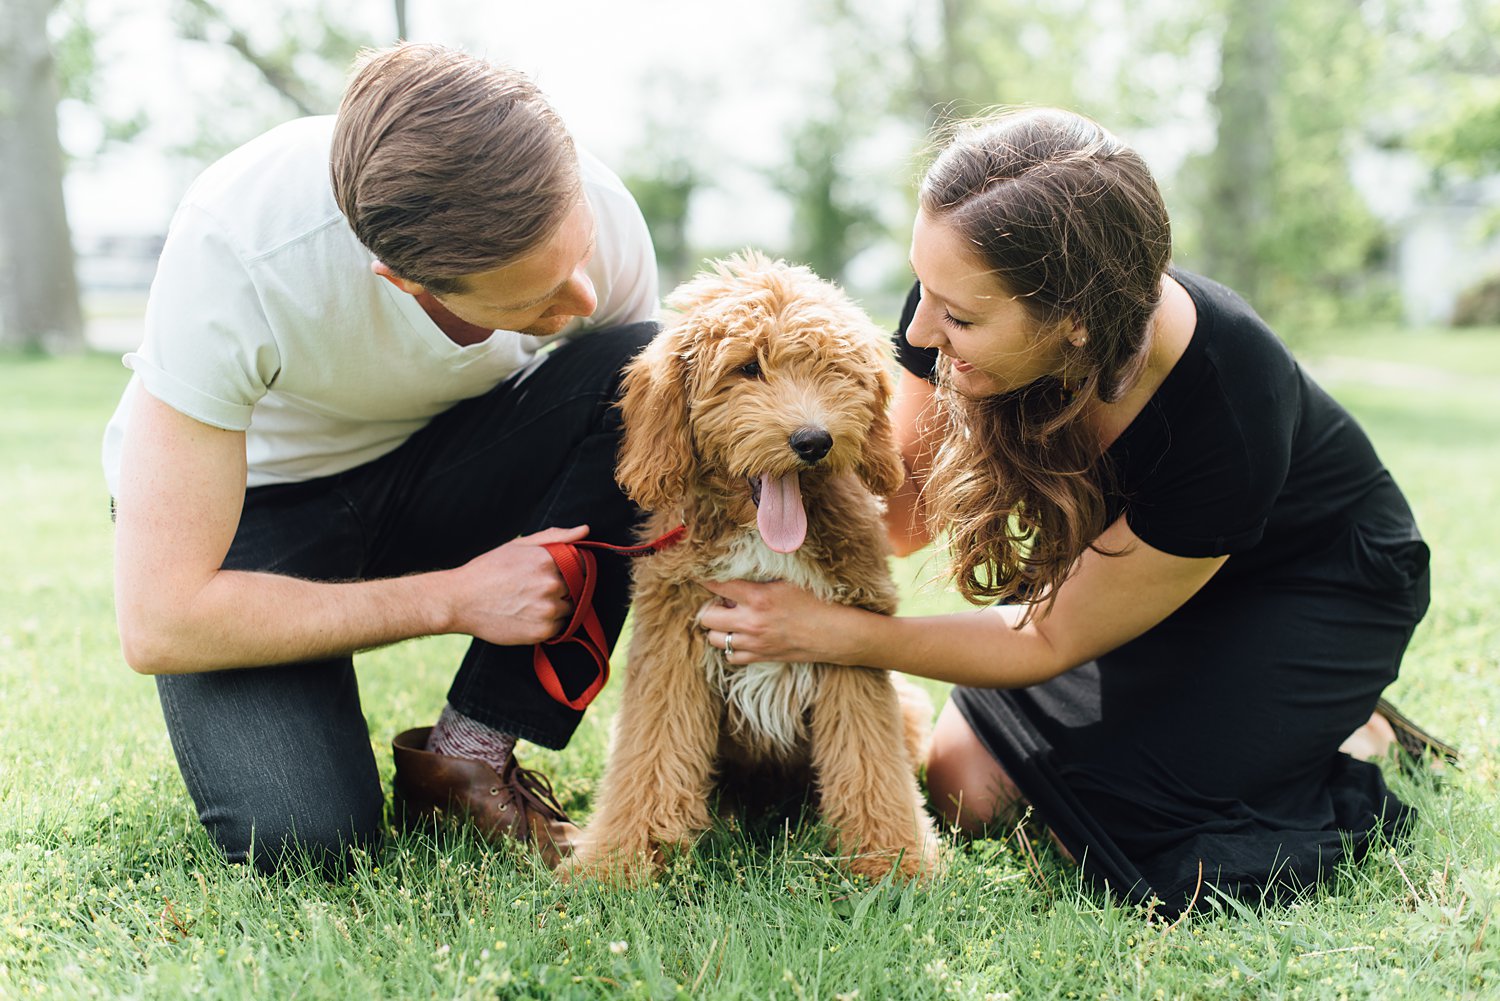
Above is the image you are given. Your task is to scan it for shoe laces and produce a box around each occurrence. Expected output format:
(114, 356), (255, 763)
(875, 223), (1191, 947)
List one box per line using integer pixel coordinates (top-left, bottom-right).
(503, 758), (571, 824)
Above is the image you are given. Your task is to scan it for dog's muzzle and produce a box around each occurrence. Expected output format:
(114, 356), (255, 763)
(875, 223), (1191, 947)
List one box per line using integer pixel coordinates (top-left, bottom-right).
(789, 425), (833, 463)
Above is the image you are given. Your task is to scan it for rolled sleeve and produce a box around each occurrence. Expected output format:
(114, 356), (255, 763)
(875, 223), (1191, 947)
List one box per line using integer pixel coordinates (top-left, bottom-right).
(132, 202), (281, 428)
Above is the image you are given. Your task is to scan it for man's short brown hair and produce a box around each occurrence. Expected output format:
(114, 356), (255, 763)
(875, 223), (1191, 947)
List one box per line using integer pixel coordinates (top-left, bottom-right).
(330, 43), (580, 295)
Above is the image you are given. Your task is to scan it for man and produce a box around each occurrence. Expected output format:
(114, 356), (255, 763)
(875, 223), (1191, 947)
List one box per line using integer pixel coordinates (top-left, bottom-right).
(102, 43), (659, 873)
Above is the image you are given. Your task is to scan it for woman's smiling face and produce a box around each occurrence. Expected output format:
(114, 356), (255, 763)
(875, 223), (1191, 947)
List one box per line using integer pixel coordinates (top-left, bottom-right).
(905, 208), (1075, 397)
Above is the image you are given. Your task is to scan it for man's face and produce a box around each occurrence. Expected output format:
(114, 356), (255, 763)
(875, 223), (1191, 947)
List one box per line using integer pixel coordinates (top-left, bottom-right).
(433, 198), (599, 337)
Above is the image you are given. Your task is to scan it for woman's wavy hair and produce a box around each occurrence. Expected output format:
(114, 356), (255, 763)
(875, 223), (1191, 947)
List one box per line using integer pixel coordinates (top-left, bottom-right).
(918, 107), (1172, 619)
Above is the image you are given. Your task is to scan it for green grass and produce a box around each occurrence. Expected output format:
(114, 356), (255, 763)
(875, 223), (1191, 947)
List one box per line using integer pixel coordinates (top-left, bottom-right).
(2, 335), (1498, 1000)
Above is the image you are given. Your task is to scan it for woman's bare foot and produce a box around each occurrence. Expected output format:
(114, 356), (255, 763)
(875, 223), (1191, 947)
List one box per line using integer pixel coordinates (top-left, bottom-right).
(1340, 711), (1398, 762)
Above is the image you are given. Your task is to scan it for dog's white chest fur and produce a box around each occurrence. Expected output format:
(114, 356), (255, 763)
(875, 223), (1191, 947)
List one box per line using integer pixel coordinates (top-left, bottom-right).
(704, 530), (839, 757)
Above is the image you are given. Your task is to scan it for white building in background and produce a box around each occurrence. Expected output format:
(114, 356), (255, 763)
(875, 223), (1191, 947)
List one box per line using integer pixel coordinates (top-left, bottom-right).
(1395, 178), (1500, 326)
(1353, 146), (1500, 327)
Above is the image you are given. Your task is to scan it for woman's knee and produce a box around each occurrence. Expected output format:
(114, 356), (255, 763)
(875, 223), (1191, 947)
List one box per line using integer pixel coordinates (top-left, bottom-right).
(926, 700), (1020, 835)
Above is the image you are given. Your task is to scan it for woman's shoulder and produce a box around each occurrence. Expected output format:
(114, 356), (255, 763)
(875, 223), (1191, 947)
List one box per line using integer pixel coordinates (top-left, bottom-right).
(1159, 270), (1303, 438)
(1110, 271), (1309, 548)
(1172, 270), (1297, 375)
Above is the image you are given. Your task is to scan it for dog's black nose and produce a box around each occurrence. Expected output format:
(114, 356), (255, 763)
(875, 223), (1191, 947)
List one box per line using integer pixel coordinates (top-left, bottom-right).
(789, 425), (833, 463)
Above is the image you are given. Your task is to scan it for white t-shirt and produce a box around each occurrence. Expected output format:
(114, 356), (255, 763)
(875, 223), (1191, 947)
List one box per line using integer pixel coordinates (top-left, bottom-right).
(102, 115), (658, 493)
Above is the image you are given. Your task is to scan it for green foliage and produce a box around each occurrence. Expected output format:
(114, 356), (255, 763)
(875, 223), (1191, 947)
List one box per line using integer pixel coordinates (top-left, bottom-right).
(762, 4), (892, 284)
(1179, 0), (1400, 328)
(50, 0), (98, 105)
(1402, 0), (1500, 182)
(626, 163), (699, 290)
(892, 0), (1088, 124)
(1417, 78), (1500, 180)
(173, 0), (372, 116)
(156, 0), (376, 164)
(772, 116), (883, 285)
(50, 0), (148, 150)
(2, 337), (1499, 997)
(618, 72), (717, 291)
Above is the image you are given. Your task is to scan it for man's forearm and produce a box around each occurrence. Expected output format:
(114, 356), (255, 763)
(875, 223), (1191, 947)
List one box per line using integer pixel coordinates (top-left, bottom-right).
(117, 567), (454, 674)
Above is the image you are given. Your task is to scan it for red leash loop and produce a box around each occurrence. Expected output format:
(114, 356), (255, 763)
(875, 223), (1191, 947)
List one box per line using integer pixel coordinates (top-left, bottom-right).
(532, 525), (686, 710)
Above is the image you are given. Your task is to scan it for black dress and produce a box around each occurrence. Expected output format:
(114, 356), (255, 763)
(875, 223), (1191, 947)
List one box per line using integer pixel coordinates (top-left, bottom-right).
(895, 272), (1429, 912)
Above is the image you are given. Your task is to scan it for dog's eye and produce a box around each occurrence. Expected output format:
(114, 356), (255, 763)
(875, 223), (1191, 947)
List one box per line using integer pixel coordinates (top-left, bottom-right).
(738, 360), (762, 379)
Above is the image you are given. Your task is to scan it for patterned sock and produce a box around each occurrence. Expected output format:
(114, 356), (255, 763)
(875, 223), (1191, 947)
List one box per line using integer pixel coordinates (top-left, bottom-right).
(426, 703), (518, 775)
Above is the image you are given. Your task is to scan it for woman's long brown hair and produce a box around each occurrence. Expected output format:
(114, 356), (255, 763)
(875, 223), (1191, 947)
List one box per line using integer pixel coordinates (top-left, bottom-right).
(918, 109), (1172, 621)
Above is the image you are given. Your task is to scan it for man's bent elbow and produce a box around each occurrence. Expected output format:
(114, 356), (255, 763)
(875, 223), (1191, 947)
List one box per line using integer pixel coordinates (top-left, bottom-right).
(118, 625), (173, 674)
(116, 610), (196, 675)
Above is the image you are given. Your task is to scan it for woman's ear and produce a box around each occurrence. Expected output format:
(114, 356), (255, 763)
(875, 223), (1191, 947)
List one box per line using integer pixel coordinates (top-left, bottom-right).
(615, 327), (695, 512)
(1067, 316), (1088, 348)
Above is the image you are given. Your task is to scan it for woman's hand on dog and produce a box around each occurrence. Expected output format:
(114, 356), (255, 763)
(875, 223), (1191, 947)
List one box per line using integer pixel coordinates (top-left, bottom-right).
(439, 525), (588, 646)
(697, 578), (861, 666)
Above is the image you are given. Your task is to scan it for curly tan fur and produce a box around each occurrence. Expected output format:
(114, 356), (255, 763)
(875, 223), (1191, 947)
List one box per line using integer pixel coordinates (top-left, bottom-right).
(564, 253), (940, 884)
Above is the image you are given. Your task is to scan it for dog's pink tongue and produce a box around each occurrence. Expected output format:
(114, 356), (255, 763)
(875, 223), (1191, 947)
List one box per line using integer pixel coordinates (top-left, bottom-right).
(756, 472), (807, 553)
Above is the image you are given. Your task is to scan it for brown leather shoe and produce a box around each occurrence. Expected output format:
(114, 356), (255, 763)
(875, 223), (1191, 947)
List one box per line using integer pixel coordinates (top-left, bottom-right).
(391, 727), (578, 867)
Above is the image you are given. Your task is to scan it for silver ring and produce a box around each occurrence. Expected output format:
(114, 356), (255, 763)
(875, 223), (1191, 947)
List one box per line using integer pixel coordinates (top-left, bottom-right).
(724, 632), (735, 658)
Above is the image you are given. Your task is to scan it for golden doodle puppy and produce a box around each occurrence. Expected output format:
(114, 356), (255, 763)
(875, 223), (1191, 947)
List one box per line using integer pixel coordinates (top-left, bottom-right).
(565, 252), (941, 883)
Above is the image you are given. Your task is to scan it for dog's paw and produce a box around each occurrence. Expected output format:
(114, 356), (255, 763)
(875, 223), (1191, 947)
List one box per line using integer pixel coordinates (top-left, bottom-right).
(555, 842), (661, 886)
(845, 832), (945, 884)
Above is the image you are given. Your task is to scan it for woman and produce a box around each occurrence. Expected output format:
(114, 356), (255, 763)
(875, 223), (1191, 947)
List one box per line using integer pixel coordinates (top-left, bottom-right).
(697, 108), (1452, 911)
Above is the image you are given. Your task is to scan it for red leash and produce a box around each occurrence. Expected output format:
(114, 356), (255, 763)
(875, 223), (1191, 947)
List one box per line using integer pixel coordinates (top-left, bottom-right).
(533, 525), (686, 710)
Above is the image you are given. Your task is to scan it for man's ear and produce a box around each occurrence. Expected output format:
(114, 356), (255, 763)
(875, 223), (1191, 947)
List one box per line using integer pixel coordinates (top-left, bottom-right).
(371, 260), (426, 297)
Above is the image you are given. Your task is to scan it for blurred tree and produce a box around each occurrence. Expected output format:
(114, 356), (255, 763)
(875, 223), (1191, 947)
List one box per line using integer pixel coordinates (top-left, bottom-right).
(626, 159), (700, 292)
(619, 71), (716, 292)
(900, 0), (1087, 127)
(1199, 0), (1276, 305)
(52, 0), (148, 148)
(1262, 0), (1394, 325)
(769, 1), (931, 286)
(773, 113), (883, 285)
(174, 0), (372, 118)
(1423, 84), (1500, 180)
(161, 0), (388, 166)
(1181, 0), (1395, 327)
(1407, 0), (1500, 181)
(0, 0), (85, 353)
(782, 0), (1118, 294)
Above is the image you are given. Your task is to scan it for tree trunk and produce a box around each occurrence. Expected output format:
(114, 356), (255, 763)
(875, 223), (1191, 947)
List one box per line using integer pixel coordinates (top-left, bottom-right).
(1203, 0), (1278, 304)
(0, 0), (85, 353)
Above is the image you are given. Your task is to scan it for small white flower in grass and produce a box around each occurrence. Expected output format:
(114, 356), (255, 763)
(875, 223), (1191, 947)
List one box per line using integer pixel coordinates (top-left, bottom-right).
(609, 940), (629, 955)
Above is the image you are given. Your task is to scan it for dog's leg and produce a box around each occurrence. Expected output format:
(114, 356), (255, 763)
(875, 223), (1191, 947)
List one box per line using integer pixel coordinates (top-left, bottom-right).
(563, 591), (721, 883)
(891, 674), (936, 771)
(810, 667), (941, 881)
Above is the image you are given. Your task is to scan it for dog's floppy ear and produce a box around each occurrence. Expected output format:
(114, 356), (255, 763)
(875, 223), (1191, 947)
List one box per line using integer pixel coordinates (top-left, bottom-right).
(856, 363), (908, 499)
(616, 327), (695, 511)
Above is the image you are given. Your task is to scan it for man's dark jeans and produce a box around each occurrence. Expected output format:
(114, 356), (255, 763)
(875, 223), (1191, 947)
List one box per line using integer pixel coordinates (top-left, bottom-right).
(151, 323), (656, 873)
